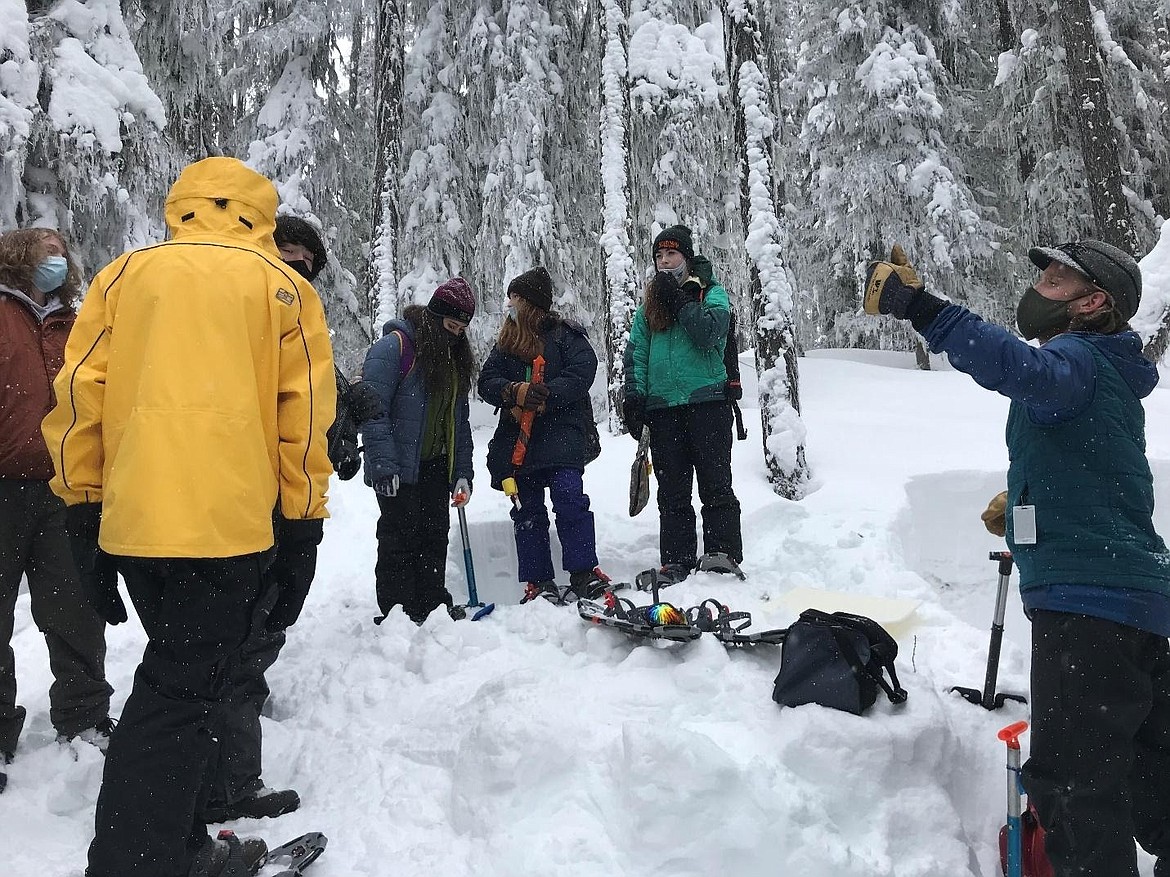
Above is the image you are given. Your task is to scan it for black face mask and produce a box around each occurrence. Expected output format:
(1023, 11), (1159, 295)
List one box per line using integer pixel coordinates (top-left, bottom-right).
(286, 259), (313, 281)
(1016, 286), (1076, 341)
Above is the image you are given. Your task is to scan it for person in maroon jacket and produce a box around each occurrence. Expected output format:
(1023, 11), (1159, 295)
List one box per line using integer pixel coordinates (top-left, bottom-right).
(0, 228), (113, 793)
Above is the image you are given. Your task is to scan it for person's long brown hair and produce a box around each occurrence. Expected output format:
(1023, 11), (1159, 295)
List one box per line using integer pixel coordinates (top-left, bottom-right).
(0, 228), (83, 308)
(403, 304), (477, 396)
(497, 297), (553, 362)
(643, 265), (693, 332)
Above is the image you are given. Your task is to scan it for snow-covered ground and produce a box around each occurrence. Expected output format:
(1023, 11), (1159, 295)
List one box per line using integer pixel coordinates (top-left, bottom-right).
(6, 347), (1170, 877)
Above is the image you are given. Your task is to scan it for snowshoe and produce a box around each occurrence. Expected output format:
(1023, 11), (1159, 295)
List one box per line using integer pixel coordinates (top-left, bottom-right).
(261, 831), (328, 876)
(687, 598), (786, 647)
(189, 831), (267, 877)
(523, 572), (628, 606)
(577, 594), (702, 643)
(635, 562), (692, 592)
(696, 552), (746, 580)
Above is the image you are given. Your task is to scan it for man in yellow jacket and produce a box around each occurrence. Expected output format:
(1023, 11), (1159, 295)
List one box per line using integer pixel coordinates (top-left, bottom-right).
(42, 156), (336, 877)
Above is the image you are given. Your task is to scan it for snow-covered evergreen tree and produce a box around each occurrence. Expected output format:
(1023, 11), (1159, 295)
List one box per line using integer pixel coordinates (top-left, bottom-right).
(10, 0), (168, 279)
(471, 0), (566, 338)
(370, 0), (404, 338)
(627, 3), (737, 285)
(786, 1), (995, 354)
(0, 0), (39, 231)
(397, 1), (477, 317)
(727, 0), (808, 497)
(600, 0), (638, 432)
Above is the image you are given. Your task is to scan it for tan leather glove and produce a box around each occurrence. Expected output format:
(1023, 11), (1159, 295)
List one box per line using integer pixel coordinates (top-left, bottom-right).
(863, 244), (924, 315)
(981, 490), (1008, 537)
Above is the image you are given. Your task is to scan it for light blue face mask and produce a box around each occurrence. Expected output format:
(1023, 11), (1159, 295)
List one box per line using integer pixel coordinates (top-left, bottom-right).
(33, 255), (68, 293)
(665, 262), (687, 282)
(506, 304), (518, 322)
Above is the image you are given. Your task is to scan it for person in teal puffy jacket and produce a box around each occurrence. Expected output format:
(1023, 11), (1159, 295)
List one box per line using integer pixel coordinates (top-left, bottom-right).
(869, 238), (1170, 877)
(621, 225), (742, 585)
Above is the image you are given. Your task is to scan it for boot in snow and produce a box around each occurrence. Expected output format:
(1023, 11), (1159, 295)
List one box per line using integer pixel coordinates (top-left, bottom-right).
(520, 581), (560, 604)
(0, 750), (11, 794)
(566, 567), (613, 601)
(57, 716), (117, 752)
(188, 831), (267, 877)
(636, 562), (692, 591)
(202, 786), (300, 823)
(697, 552), (746, 580)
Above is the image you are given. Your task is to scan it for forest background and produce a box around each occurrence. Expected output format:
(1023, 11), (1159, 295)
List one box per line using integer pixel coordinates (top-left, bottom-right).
(4, 0), (1170, 500)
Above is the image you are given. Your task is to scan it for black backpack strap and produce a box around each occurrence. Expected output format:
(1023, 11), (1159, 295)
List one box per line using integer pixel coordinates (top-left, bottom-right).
(822, 623), (908, 705)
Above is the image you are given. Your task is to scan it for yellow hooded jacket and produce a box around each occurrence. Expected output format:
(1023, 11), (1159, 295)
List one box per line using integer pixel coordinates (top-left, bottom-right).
(42, 157), (336, 558)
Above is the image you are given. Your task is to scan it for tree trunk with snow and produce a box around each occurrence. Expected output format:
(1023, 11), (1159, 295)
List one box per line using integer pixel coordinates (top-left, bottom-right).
(599, 0), (638, 433)
(727, 0), (808, 499)
(1057, 0), (1141, 255)
(370, 0), (404, 334)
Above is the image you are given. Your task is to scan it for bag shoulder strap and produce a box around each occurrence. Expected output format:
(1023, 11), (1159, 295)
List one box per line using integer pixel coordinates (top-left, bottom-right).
(800, 609), (908, 705)
(392, 329), (416, 378)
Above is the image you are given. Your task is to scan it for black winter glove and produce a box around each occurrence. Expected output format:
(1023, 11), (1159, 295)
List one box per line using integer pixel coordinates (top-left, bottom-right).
(622, 391), (646, 440)
(65, 503), (126, 625)
(651, 271), (694, 320)
(348, 380), (385, 426)
(690, 255), (715, 288)
(334, 439), (361, 481)
(266, 517), (324, 631)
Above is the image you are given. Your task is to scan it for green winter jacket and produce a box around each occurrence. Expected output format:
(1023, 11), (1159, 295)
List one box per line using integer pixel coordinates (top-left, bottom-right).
(624, 265), (730, 410)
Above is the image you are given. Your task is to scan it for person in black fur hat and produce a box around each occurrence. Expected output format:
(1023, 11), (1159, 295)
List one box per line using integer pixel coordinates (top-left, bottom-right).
(273, 214), (328, 282)
(198, 214), (382, 826)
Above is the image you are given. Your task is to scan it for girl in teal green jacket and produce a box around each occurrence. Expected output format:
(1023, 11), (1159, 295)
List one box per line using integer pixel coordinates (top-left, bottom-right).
(621, 225), (742, 585)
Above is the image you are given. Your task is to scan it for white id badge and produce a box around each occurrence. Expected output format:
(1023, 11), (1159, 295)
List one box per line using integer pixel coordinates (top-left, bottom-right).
(1013, 505), (1037, 545)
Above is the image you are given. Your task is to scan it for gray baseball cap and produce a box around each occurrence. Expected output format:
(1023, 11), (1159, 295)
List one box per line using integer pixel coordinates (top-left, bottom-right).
(1028, 239), (1142, 321)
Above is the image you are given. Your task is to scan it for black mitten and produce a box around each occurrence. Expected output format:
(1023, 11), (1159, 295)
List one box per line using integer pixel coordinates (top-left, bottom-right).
(652, 272), (691, 319)
(65, 503), (126, 625)
(267, 517), (325, 631)
(622, 391), (646, 439)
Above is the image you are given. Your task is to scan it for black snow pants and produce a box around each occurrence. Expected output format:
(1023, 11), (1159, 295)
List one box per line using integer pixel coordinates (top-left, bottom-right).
(85, 552), (273, 877)
(1022, 610), (1170, 877)
(374, 457), (453, 623)
(645, 400), (742, 568)
(0, 478), (111, 751)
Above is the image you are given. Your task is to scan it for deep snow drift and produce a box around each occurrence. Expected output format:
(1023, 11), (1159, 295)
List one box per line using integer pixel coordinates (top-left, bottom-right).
(5, 347), (1169, 877)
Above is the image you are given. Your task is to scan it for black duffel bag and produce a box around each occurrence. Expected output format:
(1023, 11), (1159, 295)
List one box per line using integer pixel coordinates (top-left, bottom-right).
(772, 608), (908, 715)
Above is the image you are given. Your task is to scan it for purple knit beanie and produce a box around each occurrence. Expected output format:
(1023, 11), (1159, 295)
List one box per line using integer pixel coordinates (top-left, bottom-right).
(427, 277), (475, 324)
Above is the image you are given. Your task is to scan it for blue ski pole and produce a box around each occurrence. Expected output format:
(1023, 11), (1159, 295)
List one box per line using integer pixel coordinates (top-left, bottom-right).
(456, 503), (494, 620)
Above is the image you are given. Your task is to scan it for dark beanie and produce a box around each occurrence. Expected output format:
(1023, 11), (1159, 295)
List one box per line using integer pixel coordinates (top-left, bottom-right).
(427, 277), (476, 324)
(507, 267), (554, 312)
(652, 225), (695, 261)
(274, 215), (328, 282)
